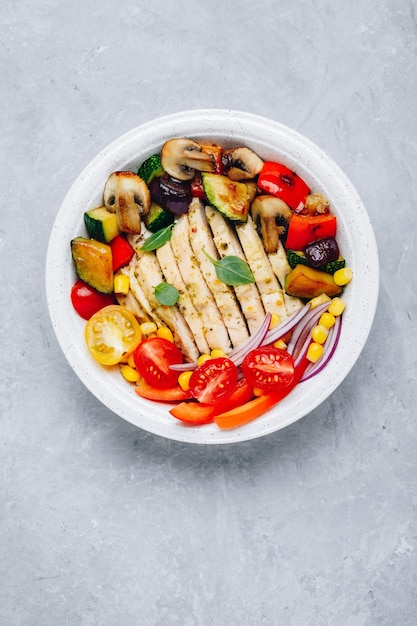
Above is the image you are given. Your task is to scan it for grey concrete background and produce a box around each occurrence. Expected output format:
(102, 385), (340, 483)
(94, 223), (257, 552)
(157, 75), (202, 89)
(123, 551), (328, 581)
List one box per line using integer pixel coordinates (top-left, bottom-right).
(1, 1), (416, 624)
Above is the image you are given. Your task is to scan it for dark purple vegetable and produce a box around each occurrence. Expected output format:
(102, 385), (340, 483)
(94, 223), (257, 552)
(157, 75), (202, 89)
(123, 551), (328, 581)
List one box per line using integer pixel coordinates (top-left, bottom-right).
(149, 175), (192, 215)
(304, 237), (339, 268)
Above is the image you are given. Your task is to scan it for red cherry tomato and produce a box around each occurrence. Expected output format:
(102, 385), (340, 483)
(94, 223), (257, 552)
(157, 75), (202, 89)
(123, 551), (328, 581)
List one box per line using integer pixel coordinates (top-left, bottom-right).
(241, 346), (295, 391)
(70, 279), (115, 320)
(133, 337), (183, 389)
(189, 358), (239, 405)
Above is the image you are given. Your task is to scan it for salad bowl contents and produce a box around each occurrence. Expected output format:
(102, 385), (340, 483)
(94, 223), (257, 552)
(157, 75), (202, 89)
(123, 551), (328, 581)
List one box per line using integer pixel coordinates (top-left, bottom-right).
(46, 110), (379, 444)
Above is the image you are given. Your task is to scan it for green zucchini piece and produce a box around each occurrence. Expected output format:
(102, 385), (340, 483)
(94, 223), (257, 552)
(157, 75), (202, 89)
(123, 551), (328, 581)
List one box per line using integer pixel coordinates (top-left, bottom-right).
(201, 173), (252, 223)
(144, 202), (174, 232)
(71, 237), (113, 293)
(286, 249), (309, 269)
(286, 249), (345, 274)
(138, 154), (164, 185)
(84, 206), (119, 243)
(322, 257), (346, 274)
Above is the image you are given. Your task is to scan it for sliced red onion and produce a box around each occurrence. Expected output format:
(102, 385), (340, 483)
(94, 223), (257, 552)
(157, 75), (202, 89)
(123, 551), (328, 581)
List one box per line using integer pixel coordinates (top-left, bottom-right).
(287, 301), (330, 356)
(169, 361), (198, 372)
(228, 313), (272, 366)
(300, 315), (342, 382)
(260, 303), (311, 346)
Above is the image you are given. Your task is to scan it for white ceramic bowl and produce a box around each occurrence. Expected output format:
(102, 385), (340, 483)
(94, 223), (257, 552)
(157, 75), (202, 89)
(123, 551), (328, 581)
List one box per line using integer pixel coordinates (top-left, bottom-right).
(45, 109), (379, 444)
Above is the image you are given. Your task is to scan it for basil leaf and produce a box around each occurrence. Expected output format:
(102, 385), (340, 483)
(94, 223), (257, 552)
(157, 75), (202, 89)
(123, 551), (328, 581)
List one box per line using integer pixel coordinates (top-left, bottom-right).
(203, 250), (255, 286)
(140, 224), (174, 251)
(154, 282), (179, 306)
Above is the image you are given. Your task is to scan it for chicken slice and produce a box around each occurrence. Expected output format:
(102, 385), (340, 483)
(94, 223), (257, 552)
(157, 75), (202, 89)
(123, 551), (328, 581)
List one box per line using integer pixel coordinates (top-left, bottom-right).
(268, 239), (304, 315)
(127, 235), (200, 362)
(188, 198), (250, 348)
(170, 214), (232, 353)
(156, 240), (210, 355)
(235, 216), (288, 322)
(205, 205), (266, 334)
(115, 267), (153, 325)
(121, 259), (164, 326)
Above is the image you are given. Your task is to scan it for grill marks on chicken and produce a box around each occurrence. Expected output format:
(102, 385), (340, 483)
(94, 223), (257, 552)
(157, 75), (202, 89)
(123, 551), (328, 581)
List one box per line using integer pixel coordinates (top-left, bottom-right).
(170, 212), (231, 354)
(126, 199), (303, 359)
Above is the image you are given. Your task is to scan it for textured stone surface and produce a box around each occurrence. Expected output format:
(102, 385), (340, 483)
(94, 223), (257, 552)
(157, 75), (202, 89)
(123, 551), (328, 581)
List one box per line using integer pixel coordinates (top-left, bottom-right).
(1, 1), (417, 624)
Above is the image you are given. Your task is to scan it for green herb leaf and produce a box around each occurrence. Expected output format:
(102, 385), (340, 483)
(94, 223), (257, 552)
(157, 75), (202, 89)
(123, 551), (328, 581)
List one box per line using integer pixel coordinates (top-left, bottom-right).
(154, 282), (180, 306)
(140, 224), (174, 251)
(203, 250), (255, 286)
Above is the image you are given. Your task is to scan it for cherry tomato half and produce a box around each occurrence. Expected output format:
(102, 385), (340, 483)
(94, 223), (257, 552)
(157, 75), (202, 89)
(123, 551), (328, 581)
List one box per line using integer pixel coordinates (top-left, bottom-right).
(189, 357), (239, 405)
(133, 337), (183, 389)
(241, 346), (295, 392)
(71, 279), (115, 320)
(85, 305), (142, 365)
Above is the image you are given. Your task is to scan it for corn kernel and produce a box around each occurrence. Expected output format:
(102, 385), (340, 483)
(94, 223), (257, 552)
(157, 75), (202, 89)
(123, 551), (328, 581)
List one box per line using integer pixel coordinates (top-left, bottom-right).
(328, 297), (346, 317)
(309, 293), (331, 309)
(333, 267), (353, 286)
(211, 348), (226, 359)
(157, 327), (174, 342)
(273, 339), (287, 350)
(307, 342), (324, 363)
(113, 274), (130, 295)
(120, 365), (140, 383)
(311, 324), (329, 344)
(197, 354), (212, 366)
(319, 312), (336, 329)
(140, 321), (157, 335)
(269, 314), (281, 330)
(178, 371), (193, 391)
(127, 353), (136, 369)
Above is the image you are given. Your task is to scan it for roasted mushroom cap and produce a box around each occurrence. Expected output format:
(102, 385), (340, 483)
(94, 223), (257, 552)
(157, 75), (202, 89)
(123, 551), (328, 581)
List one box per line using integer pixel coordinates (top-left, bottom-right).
(223, 146), (264, 181)
(161, 138), (215, 181)
(251, 195), (292, 254)
(103, 171), (150, 234)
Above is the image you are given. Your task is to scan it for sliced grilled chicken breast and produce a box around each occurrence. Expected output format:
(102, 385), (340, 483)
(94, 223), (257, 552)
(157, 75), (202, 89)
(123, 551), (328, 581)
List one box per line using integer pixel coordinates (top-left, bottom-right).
(235, 216), (288, 321)
(205, 205), (266, 334)
(156, 239), (211, 355)
(170, 214), (232, 353)
(188, 198), (250, 348)
(268, 239), (304, 315)
(128, 235), (200, 362)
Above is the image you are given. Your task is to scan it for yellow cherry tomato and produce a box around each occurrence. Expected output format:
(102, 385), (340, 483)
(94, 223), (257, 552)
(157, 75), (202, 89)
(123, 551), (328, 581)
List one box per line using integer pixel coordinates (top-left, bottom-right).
(85, 305), (142, 365)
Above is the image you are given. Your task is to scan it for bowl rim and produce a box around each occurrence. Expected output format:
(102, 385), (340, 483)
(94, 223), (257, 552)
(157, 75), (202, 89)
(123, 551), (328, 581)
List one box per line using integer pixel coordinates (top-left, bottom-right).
(45, 109), (379, 444)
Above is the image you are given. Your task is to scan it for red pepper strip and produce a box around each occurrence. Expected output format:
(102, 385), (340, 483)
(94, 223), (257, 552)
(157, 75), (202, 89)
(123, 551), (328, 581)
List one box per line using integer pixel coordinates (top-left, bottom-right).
(169, 378), (254, 425)
(214, 357), (309, 430)
(285, 214), (337, 250)
(110, 235), (135, 271)
(257, 161), (310, 211)
(190, 173), (207, 199)
(201, 144), (223, 174)
(135, 378), (192, 403)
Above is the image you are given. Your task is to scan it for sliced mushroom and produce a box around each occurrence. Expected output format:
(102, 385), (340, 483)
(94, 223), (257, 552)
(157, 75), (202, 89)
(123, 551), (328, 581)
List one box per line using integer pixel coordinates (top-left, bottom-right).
(161, 138), (215, 181)
(251, 195), (292, 254)
(223, 146), (264, 181)
(103, 171), (150, 234)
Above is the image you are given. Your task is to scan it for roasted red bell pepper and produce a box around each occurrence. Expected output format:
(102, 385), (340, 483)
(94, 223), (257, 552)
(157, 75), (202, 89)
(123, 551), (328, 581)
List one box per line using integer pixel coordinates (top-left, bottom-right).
(135, 378), (192, 403)
(169, 378), (254, 425)
(190, 172), (206, 199)
(285, 214), (337, 250)
(257, 161), (310, 211)
(214, 356), (309, 430)
(110, 235), (135, 271)
(201, 144), (223, 174)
